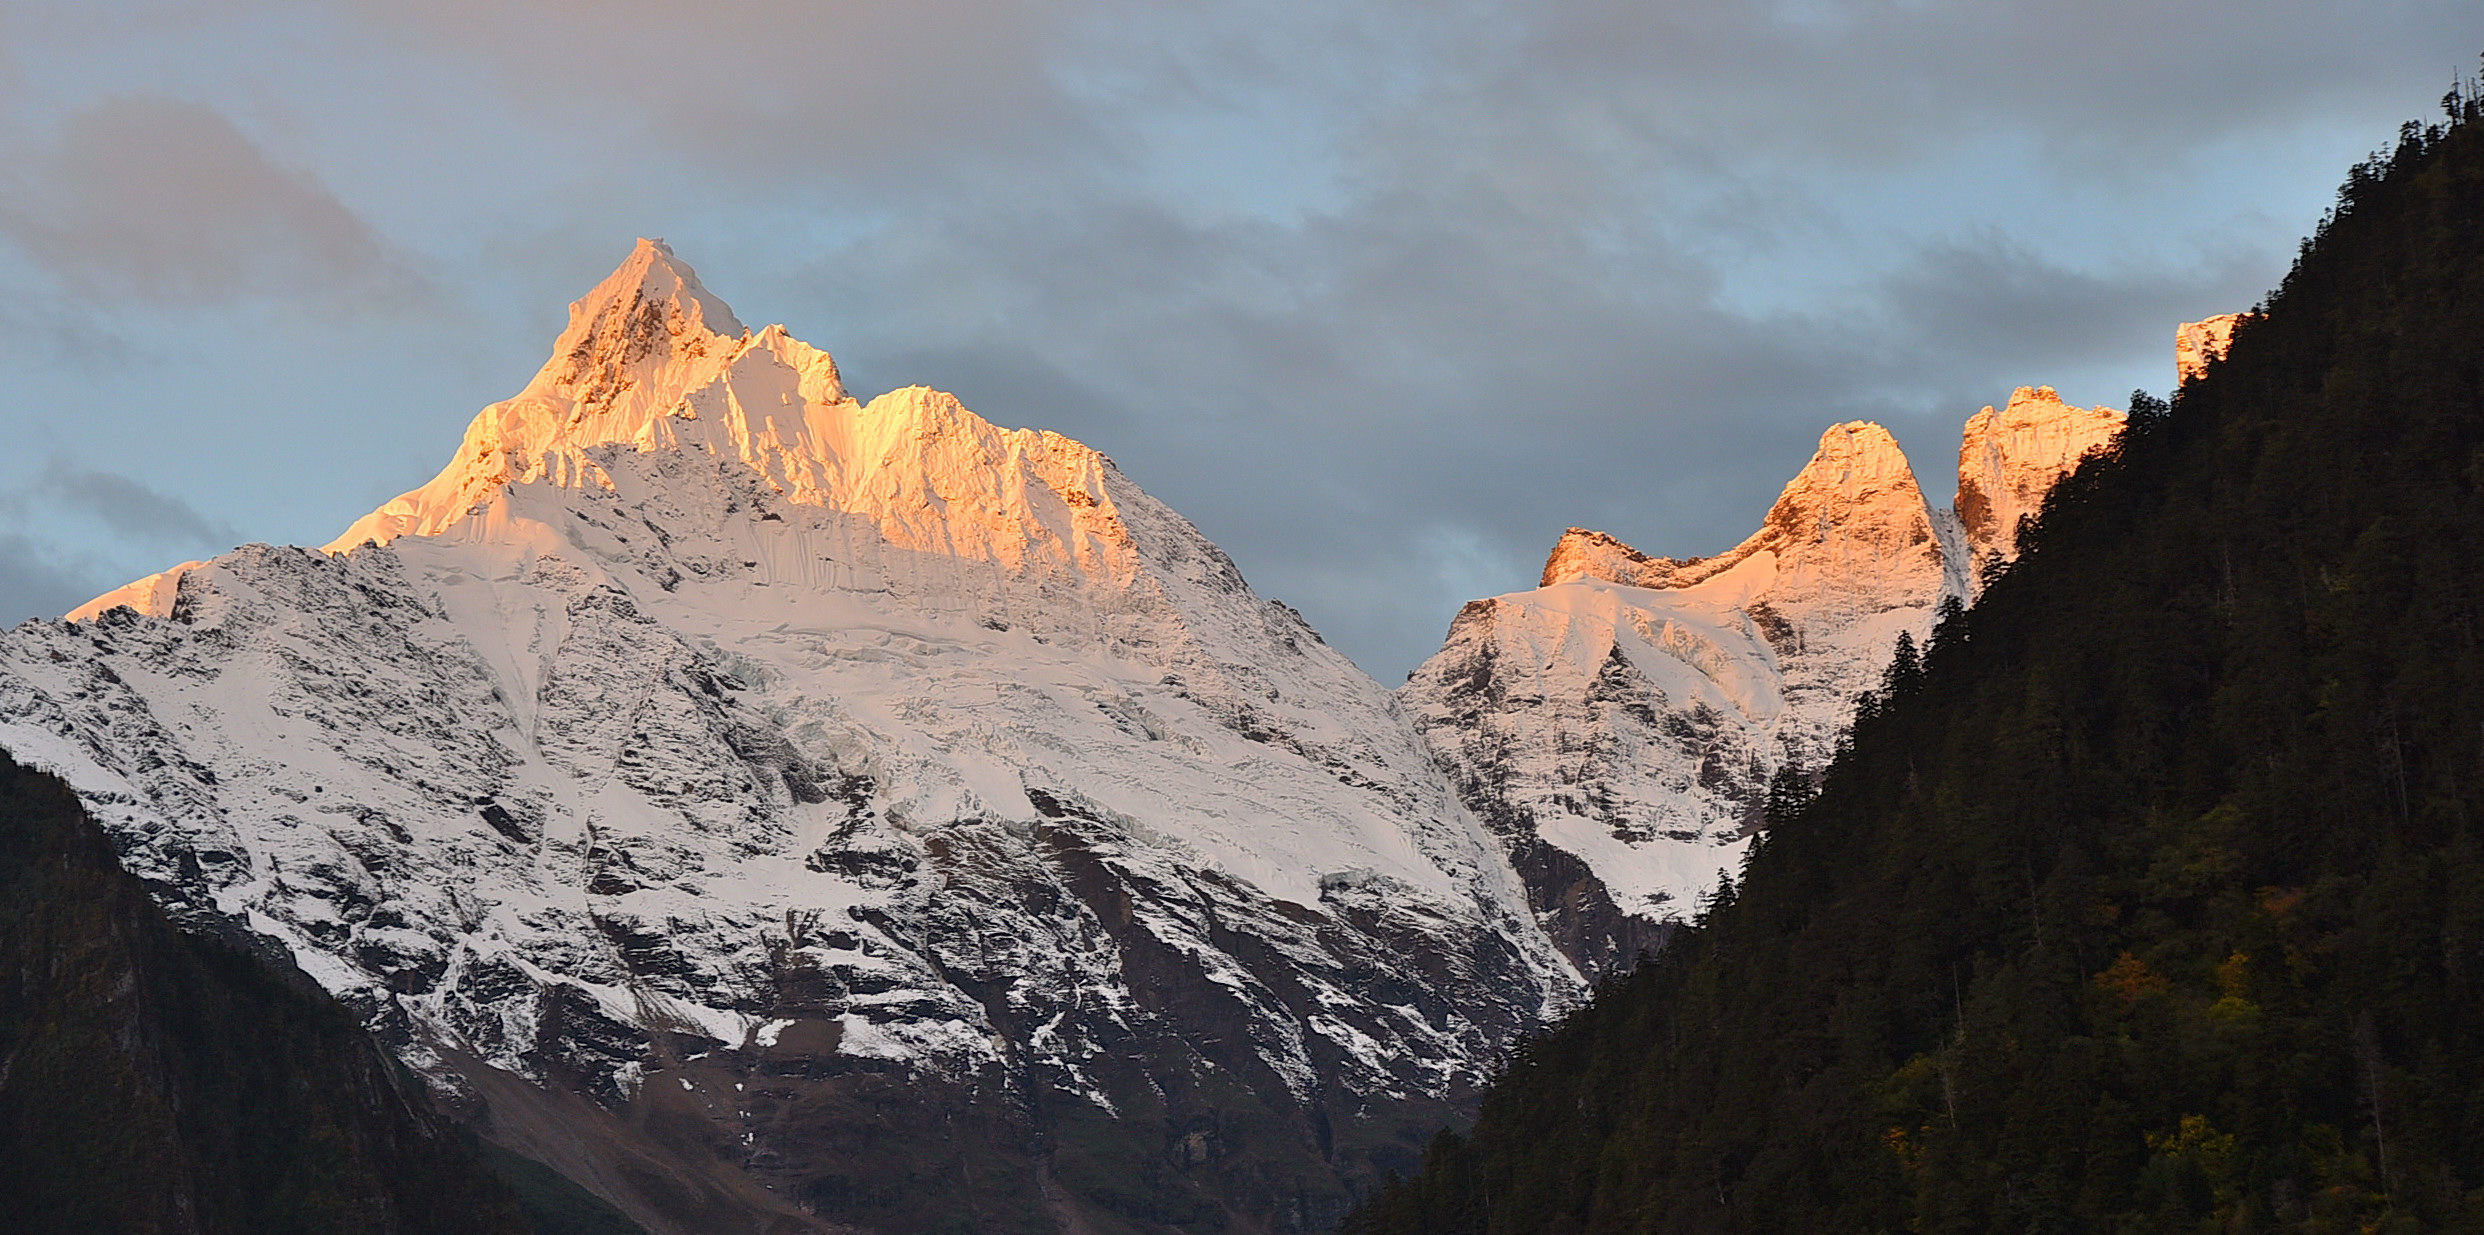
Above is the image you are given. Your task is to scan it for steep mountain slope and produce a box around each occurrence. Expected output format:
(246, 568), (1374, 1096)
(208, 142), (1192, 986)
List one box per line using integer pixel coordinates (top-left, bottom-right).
(2178, 312), (2246, 384)
(1955, 385), (2128, 568)
(1402, 401), (2121, 975)
(1350, 92), (2484, 1234)
(0, 748), (550, 1235)
(0, 241), (1573, 1234)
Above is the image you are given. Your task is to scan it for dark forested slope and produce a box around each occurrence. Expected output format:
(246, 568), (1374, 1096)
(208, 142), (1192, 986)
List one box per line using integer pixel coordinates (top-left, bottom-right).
(0, 747), (552, 1234)
(1351, 85), (2484, 1234)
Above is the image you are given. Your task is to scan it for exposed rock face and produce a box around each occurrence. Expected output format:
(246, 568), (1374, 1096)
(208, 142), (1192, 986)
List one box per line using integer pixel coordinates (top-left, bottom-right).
(1957, 386), (2128, 568)
(1405, 404), (2127, 977)
(2, 242), (1574, 1235)
(2177, 313), (2245, 385)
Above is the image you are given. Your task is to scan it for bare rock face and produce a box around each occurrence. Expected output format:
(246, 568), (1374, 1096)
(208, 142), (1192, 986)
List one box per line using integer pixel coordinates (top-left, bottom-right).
(3, 241), (1576, 1235)
(1406, 402), (2131, 978)
(1956, 386), (2128, 569)
(2178, 313), (2246, 385)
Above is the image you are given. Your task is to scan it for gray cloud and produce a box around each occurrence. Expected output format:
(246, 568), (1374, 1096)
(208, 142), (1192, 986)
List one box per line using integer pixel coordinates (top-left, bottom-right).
(731, 2), (2478, 674)
(0, 272), (139, 369)
(0, 533), (110, 628)
(1863, 230), (2280, 399)
(1481, 0), (2478, 172)
(795, 173), (1899, 666)
(0, 1), (2474, 676)
(0, 96), (429, 307)
(19, 460), (240, 548)
(346, 0), (1083, 185)
(0, 460), (237, 625)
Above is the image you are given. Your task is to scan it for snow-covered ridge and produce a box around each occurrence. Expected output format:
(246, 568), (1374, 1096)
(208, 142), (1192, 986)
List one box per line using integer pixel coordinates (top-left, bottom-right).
(1405, 400), (2127, 975)
(7, 241), (1575, 1231)
(1543, 421), (1949, 599)
(326, 240), (1136, 588)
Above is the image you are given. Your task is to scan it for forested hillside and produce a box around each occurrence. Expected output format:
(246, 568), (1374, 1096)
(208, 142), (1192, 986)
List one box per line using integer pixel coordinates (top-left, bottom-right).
(1350, 82), (2484, 1234)
(0, 748), (623, 1234)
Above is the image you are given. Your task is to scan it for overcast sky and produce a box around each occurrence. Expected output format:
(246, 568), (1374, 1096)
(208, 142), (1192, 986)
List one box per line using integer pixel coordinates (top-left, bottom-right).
(0, 2), (2475, 678)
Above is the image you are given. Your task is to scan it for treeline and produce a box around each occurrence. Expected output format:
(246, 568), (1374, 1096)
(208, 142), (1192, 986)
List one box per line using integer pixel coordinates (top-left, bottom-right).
(1350, 76), (2484, 1233)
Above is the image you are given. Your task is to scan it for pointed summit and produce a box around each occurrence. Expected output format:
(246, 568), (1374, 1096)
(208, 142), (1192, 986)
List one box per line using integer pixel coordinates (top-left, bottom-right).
(537, 238), (749, 414)
(324, 241), (841, 551)
(1530, 419), (1937, 601)
(583, 238), (744, 334)
(1537, 422), (1942, 599)
(554, 238), (746, 374)
(1754, 422), (1929, 550)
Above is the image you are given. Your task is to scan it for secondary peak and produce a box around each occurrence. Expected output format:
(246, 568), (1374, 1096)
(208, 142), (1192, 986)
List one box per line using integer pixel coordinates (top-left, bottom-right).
(2177, 314), (2245, 384)
(1956, 387), (2125, 562)
(1541, 527), (1669, 589)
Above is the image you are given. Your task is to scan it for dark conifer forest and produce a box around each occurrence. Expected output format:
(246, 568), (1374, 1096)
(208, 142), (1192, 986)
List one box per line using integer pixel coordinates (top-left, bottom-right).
(1349, 82), (2484, 1234)
(0, 748), (617, 1234)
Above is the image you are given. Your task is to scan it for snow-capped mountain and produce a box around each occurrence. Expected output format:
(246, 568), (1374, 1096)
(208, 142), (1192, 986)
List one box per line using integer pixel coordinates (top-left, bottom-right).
(1401, 395), (2125, 975)
(0, 242), (1574, 1234)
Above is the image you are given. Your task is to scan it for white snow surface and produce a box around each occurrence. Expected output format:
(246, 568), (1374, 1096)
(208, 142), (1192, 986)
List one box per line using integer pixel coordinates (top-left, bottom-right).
(5, 240), (1572, 1117)
(1404, 410), (2125, 968)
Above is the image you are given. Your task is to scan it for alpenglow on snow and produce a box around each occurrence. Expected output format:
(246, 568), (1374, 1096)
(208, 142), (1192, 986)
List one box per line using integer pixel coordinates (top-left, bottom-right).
(0, 240), (2156, 1233)
(1401, 386), (2129, 976)
(1, 241), (1582, 1231)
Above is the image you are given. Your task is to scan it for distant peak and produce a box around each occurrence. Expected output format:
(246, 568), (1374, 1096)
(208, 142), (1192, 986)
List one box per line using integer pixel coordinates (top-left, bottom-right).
(1956, 386), (2125, 562)
(2177, 314), (2245, 384)
(1539, 425), (1932, 595)
(1965, 385), (2121, 432)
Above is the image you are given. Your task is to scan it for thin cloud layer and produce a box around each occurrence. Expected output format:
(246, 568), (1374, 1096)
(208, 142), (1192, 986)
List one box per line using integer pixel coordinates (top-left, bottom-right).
(346, 0), (1083, 180)
(0, 461), (236, 624)
(21, 460), (240, 548)
(0, 1), (2474, 672)
(0, 96), (427, 307)
(0, 533), (104, 627)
